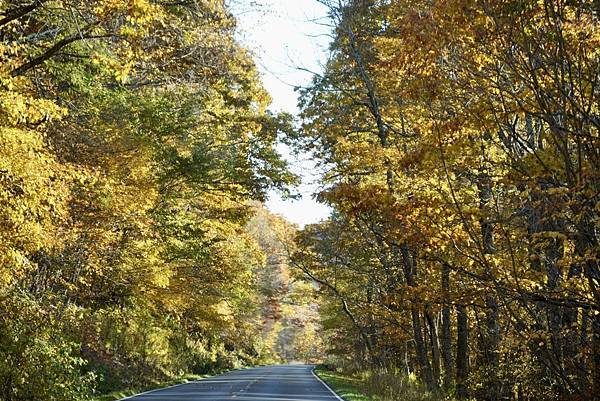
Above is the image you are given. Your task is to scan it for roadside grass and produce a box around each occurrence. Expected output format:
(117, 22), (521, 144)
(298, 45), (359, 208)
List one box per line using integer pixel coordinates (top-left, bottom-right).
(93, 373), (213, 401)
(314, 366), (373, 401)
(315, 366), (454, 401)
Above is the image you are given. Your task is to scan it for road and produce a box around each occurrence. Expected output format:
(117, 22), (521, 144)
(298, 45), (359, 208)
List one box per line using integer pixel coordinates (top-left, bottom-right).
(121, 364), (343, 401)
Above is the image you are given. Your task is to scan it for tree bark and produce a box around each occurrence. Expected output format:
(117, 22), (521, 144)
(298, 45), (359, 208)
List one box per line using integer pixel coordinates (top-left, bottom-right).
(477, 168), (501, 401)
(412, 307), (434, 390)
(456, 304), (469, 400)
(484, 295), (501, 401)
(441, 263), (453, 390)
(401, 244), (434, 389)
(426, 305), (441, 388)
(0, 0), (46, 27)
(592, 311), (600, 401)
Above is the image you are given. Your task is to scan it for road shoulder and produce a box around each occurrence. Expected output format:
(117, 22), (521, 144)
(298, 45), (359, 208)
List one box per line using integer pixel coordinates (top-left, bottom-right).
(313, 366), (373, 401)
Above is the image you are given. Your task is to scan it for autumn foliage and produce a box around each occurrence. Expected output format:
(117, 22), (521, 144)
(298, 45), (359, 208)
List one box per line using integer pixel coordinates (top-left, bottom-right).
(0, 1), (299, 399)
(2, 0), (599, 400)
(293, 1), (600, 400)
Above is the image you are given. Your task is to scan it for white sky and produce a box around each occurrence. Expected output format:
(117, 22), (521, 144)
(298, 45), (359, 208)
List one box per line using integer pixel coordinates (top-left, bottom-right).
(230, 0), (332, 227)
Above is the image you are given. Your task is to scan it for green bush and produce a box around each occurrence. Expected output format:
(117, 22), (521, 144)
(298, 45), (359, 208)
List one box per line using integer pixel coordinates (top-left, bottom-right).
(0, 292), (95, 401)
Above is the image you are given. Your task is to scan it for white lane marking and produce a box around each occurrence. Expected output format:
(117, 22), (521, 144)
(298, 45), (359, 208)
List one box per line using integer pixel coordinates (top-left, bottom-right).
(118, 380), (196, 400)
(119, 366), (341, 400)
(118, 369), (252, 400)
(311, 367), (345, 401)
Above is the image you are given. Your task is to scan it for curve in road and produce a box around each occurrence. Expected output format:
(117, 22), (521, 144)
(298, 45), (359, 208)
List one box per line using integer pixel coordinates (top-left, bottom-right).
(120, 364), (343, 401)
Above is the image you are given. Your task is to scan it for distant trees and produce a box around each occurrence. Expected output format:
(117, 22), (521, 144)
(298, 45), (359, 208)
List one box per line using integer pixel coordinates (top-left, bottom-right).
(294, 1), (600, 400)
(248, 205), (325, 364)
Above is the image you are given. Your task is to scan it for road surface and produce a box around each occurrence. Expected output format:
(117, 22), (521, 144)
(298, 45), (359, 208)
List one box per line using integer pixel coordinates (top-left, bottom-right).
(121, 364), (343, 401)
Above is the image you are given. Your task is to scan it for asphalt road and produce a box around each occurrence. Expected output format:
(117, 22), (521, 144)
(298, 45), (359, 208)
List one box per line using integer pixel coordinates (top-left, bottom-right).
(121, 364), (343, 401)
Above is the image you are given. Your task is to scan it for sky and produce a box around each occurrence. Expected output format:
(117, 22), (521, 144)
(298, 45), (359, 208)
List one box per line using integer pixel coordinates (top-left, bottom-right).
(230, 0), (332, 227)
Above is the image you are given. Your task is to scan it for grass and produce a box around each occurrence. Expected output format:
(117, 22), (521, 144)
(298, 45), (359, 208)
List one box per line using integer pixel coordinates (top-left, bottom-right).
(93, 373), (213, 401)
(315, 366), (373, 401)
(315, 366), (453, 401)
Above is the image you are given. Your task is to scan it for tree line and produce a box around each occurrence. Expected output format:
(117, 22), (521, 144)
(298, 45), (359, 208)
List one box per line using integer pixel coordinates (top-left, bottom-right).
(2, 0), (599, 400)
(0, 1), (302, 399)
(292, 1), (600, 400)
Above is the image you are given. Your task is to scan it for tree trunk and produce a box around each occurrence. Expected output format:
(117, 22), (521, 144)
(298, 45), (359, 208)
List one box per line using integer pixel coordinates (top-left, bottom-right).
(574, 211), (599, 399)
(592, 312), (600, 401)
(477, 169), (501, 401)
(456, 304), (469, 400)
(400, 244), (434, 389)
(484, 295), (501, 401)
(426, 305), (441, 388)
(441, 263), (453, 390)
(412, 307), (434, 390)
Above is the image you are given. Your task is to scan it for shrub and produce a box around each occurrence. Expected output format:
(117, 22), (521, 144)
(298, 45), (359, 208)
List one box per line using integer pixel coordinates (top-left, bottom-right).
(0, 292), (95, 401)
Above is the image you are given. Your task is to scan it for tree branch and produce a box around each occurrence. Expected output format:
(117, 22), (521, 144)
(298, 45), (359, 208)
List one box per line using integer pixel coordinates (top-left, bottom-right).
(0, 0), (46, 27)
(10, 22), (101, 76)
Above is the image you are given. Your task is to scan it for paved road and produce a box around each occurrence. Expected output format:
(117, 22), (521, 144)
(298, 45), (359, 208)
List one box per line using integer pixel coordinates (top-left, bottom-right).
(122, 364), (342, 401)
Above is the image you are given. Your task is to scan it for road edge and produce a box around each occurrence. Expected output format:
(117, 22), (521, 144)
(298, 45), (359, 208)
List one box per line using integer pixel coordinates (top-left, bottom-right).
(112, 365), (255, 401)
(312, 366), (345, 401)
(115, 368), (241, 400)
(117, 380), (198, 401)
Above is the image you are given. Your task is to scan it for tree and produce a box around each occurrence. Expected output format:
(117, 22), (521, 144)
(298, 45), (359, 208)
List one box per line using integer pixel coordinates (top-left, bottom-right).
(0, 1), (298, 399)
(294, 1), (600, 400)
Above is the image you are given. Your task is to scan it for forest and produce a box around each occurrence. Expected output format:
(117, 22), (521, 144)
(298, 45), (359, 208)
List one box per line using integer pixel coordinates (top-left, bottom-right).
(0, 0), (599, 401)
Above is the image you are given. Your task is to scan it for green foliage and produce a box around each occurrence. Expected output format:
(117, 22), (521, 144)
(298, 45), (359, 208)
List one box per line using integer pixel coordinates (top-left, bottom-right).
(0, 292), (95, 401)
(0, 0), (297, 399)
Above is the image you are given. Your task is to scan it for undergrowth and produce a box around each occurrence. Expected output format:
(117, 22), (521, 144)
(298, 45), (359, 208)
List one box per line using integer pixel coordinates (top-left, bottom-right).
(316, 366), (458, 401)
